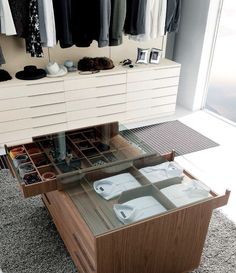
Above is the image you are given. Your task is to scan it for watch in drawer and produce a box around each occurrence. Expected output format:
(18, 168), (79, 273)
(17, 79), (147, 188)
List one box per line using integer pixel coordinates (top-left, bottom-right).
(5, 122), (157, 198)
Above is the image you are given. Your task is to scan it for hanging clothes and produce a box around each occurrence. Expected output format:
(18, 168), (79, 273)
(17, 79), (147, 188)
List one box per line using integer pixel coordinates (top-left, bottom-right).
(124, 0), (147, 36)
(38, 0), (56, 47)
(129, 0), (167, 41)
(165, 0), (181, 33)
(71, 0), (100, 47)
(8, 0), (29, 38)
(109, 0), (126, 46)
(0, 45), (6, 65)
(0, 0), (16, 36)
(98, 0), (111, 47)
(53, 0), (73, 48)
(26, 0), (44, 57)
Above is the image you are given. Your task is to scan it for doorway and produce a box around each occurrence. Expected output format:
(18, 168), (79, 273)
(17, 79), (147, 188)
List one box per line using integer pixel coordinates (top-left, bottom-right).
(204, 0), (236, 124)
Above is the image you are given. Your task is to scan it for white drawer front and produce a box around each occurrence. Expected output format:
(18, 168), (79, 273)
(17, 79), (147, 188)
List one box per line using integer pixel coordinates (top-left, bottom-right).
(66, 99), (96, 112)
(30, 103), (66, 117)
(65, 73), (126, 91)
(97, 112), (125, 124)
(26, 80), (64, 95)
(127, 67), (181, 82)
(32, 122), (67, 137)
(126, 108), (151, 120)
(127, 77), (179, 92)
(97, 94), (126, 107)
(0, 128), (33, 143)
(150, 104), (176, 115)
(3, 138), (33, 147)
(0, 97), (29, 111)
(127, 86), (178, 102)
(127, 99), (151, 111)
(65, 84), (126, 102)
(0, 108), (31, 122)
(97, 104), (126, 117)
(32, 113), (67, 128)
(68, 118), (98, 130)
(0, 85), (29, 99)
(28, 92), (65, 107)
(151, 95), (177, 107)
(0, 119), (32, 133)
(67, 108), (97, 121)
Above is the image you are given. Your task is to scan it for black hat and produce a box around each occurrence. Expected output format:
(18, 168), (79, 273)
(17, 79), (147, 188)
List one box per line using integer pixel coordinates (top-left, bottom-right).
(15, 65), (46, 80)
(0, 69), (12, 82)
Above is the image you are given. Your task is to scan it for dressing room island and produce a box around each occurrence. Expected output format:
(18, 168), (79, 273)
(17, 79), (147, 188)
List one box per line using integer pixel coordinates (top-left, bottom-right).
(5, 122), (230, 273)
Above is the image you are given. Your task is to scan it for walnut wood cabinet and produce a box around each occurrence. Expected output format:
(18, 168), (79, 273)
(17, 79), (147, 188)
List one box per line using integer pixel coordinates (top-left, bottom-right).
(5, 122), (230, 273)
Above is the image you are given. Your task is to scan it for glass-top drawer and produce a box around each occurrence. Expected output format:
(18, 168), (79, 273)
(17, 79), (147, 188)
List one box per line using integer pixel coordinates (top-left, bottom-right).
(5, 122), (157, 198)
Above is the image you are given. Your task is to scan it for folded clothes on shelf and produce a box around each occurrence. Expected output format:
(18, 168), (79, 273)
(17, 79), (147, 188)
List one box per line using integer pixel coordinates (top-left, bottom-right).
(93, 173), (141, 200)
(114, 196), (167, 224)
(160, 179), (211, 207)
(139, 161), (183, 183)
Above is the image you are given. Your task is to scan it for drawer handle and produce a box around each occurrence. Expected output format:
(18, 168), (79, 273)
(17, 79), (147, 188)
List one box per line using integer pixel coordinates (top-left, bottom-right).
(32, 121), (66, 129)
(30, 102), (65, 109)
(95, 73), (125, 78)
(74, 252), (94, 273)
(97, 102), (125, 109)
(97, 111), (125, 118)
(31, 112), (66, 119)
(72, 233), (95, 272)
(28, 91), (64, 97)
(27, 80), (63, 86)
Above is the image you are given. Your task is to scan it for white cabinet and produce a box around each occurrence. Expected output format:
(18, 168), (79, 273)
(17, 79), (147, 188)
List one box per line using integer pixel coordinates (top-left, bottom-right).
(0, 59), (181, 146)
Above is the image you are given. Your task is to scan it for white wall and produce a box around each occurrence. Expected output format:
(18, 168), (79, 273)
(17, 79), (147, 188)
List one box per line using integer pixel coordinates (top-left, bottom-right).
(173, 0), (211, 110)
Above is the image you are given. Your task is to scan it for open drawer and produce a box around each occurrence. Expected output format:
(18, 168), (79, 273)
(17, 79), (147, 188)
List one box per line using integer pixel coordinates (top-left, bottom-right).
(4, 122), (158, 198)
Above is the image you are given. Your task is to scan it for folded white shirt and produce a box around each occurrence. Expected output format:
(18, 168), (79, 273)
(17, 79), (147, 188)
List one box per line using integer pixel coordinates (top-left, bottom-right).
(139, 161), (183, 183)
(160, 180), (211, 207)
(114, 196), (167, 224)
(93, 173), (141, 200)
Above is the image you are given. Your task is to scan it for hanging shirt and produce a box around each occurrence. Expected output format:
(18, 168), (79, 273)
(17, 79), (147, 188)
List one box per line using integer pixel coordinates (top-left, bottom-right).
(38, 0), (56, 47)
(8, 0), (29, 38)
(124, 0), (147, 36)
(98, 0), (111, 47)
(129, 0), (167, 41)
(26, 0), (44, 57)
(0, 0), (16, 36)
(109, 0), (126, 46)
(0, 46), (6, 65)
(165, 0), (182, 33)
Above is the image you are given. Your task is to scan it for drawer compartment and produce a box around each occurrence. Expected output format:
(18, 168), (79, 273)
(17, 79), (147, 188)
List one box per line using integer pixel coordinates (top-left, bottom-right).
(67, 109), (97, 121)
(0, 85), (29, 99)
(26, 81), (64, 95)
(0, 108), (31, 123)
(28, 92), (65, 107)
(127, 99), (151, 111)
(30, 103), (66, 117)
(65, 73), (126, 91)
(0, 118), (32, 133)
(0, 97), (29, 111)
(32, 113), (67, 128)
(66, 99), (96, 112)
(97, 104), (126, 117)
(127, 67), (181, 82)
(151, 95), (177, 107)
(127, 77), (179, 92)
(150, 104), (176, 115)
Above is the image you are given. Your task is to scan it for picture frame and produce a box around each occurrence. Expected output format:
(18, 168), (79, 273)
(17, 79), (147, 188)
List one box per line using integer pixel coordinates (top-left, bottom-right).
(149, 48), (162, 64)
(136, 48), (149, 64)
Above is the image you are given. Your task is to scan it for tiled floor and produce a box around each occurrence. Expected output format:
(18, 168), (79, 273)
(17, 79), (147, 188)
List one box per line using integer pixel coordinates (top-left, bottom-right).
(175, 110), (236, 223)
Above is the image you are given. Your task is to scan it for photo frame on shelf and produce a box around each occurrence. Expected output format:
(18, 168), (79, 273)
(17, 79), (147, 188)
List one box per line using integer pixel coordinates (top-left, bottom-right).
(149, 48), (162, 64)
(136, 48), (149, 64)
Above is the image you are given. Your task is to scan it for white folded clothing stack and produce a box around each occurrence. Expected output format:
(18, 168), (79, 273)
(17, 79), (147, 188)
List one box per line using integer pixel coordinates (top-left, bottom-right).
(160, 180), (211, 207)
(139, 161), (183, 183)
(113, 196), (167, 224)
(93, 173), (141, 200)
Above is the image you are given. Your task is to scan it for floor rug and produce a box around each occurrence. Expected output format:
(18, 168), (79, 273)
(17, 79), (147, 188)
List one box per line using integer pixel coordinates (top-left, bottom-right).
(0, 170), (235, 273)
(128, 120), (219, 155)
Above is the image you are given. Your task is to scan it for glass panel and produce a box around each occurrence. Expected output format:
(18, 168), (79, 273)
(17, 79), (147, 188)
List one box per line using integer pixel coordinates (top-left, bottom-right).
(205, 0), (236, 123)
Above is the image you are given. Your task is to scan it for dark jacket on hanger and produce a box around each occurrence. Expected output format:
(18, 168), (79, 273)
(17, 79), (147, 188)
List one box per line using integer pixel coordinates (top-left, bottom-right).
(165, 0), (182, 33)
(124, 0), (147, 36)
(8, 0), (29, 38)
(109, 0), (126, 46)
(53, 0), (73, 48)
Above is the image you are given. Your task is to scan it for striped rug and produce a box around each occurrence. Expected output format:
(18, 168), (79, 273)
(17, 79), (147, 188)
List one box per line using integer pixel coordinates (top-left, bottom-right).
(129, 120), (219, 155)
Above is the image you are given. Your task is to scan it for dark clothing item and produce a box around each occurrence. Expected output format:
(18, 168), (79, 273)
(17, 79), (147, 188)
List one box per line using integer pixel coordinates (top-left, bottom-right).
(8, 0), (29, 38)
(26, 0), (44, 57)
(165, 0), (182, 33)
(109, 0), (126, 46)
(124, 0), (147, 36)
(98, 0), (111, 47)
(53, 0), (99, 48)
(0, 46), (6, 65)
